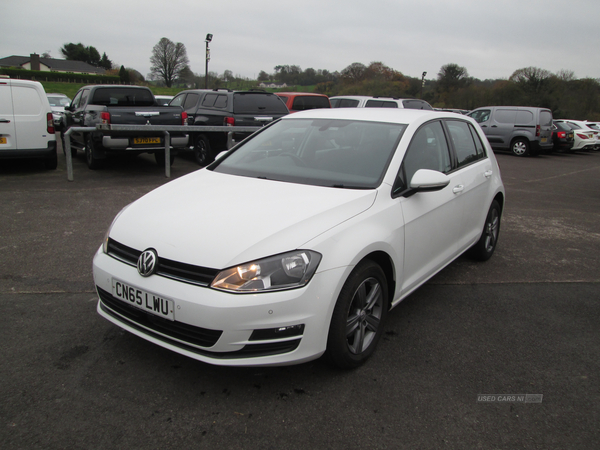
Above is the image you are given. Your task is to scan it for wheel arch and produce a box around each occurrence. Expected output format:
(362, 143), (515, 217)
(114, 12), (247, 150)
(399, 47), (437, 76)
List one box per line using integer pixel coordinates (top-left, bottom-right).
(359, 251), (396, 311)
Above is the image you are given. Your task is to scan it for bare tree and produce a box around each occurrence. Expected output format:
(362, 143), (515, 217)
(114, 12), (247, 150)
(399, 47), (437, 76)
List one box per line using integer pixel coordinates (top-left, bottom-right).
(150, 37), (189, 87)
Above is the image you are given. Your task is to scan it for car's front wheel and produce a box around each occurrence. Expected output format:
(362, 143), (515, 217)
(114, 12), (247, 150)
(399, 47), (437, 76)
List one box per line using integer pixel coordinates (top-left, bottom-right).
(511, 138), (530, 157)
(326, 260), (388, 369)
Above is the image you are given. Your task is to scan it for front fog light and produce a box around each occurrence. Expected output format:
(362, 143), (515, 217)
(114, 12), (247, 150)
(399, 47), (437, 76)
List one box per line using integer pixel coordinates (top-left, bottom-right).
(211, 250), (322, 293)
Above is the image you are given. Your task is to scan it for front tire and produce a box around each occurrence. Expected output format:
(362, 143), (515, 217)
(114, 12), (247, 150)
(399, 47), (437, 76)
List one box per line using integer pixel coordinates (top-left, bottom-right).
(326, 260), (389, 369)
(511, 138), (530, 157)
(467, 200), (501, 261)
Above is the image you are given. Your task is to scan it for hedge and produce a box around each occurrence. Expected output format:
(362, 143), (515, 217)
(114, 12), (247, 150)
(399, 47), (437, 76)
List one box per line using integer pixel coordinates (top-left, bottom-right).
(0, 67), (120, 84)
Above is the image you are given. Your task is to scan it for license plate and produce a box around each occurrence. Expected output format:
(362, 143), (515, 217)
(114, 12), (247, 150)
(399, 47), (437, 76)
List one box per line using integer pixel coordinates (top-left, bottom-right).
(112, 278), (174, 320)
(134, 137), (161, 145)
(541, 137), (547, 143)
(0, 137), (6, 144)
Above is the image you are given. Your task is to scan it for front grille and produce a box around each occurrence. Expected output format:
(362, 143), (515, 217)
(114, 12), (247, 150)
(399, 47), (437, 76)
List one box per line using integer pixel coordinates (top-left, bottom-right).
(107, 238), (219, 287)
(98, 287), (302, 359)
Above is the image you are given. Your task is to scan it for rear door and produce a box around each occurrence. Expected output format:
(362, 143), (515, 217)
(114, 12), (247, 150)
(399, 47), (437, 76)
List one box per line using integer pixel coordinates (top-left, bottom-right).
(11, 81), (52, 150)
(0, 80), (17, 150)
(233, 92), (289, 127)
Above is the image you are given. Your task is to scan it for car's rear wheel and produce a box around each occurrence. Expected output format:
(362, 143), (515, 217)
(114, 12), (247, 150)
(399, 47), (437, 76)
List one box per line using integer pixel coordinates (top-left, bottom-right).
(85, 135), (103, 170)
(326, 260), (388, 369)
(467, 199), (501, 261)
(193, 134), (212, 166)
(511, 138), (530, 157)
(44, 153), (58, 170)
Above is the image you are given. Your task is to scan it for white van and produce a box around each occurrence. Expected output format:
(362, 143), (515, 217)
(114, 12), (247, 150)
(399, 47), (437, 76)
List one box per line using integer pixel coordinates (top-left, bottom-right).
(0, 77), (57, 169)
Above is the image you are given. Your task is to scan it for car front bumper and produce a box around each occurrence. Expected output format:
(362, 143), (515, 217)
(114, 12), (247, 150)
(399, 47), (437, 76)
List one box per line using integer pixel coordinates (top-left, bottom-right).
(93, 246), (344, 366)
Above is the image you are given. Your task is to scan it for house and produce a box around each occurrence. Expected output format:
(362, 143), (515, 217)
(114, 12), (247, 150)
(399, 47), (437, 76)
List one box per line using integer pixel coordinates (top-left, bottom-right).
(0, 53), (106, 75)
(258, 82), (288, 89)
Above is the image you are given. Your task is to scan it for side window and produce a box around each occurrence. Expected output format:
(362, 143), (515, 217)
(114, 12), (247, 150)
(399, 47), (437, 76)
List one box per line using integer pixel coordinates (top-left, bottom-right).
(214, 95), (227, 108)
(202, 94), (217, 107)
(469, 109), (490, 123)
(71, 90), (83, 109)
(515, 110), (534, 124)
(469, 123), (487, 158)
(340, 99), (359, 108)
(170, 94), (185, 107)
(80, 89), (90, 107)
(396, 121), (452, 193)
(446, 120), (484, 168)
(183, 93), (199, 110)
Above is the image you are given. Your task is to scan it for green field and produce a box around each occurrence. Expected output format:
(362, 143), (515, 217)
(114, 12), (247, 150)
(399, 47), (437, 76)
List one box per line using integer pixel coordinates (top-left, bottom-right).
(39, 82), (186, 100)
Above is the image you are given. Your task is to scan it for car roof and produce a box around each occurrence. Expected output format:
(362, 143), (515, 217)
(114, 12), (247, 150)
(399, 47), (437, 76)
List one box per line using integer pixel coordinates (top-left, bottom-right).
(281, 106), (462, 125)
(276, 92), (328, 97)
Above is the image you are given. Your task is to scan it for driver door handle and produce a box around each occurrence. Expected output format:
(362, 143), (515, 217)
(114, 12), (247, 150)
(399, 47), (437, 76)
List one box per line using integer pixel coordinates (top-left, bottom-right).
(452, 185), (464, 194)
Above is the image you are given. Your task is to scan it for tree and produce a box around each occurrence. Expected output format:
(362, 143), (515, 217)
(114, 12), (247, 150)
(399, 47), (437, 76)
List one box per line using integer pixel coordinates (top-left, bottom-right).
(149, 37), (190, 88)
(341, 62), (367, 83)
(119, 65), (130, 83)
(60, 43), (108, 67)
(437, 63), (471, 92)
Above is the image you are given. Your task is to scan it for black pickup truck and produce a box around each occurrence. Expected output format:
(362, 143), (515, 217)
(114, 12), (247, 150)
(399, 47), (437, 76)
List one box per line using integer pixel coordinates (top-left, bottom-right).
(63, 85), (188, 169)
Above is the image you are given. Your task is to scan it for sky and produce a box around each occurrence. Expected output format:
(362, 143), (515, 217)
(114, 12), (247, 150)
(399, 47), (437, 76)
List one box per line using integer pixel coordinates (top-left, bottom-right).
(3, 0), (600, 82)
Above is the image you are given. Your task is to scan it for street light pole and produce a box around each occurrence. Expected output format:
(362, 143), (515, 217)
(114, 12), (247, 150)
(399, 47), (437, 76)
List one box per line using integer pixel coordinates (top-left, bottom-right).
(421, 71), (427, 99)
(205, 34), (213, 89)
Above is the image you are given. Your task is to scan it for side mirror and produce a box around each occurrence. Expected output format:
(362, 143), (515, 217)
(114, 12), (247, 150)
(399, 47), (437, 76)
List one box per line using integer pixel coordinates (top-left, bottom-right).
(403, 169), (450, 197)
(64, 104), (73, 112)
(215, 150), (228, 161)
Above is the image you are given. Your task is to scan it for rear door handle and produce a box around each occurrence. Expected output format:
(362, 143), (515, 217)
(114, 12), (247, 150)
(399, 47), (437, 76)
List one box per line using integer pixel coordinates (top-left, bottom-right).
(452, 185), (464, 194)
(484, 170), (493, 178)
(0, 118), (11, 123)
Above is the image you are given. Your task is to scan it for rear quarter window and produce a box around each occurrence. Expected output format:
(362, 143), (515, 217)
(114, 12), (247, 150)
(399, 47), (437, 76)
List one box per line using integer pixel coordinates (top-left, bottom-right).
(402, 99), (433, 110)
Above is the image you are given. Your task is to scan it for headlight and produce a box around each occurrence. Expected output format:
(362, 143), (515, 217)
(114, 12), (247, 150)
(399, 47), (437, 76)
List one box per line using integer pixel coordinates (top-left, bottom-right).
(211, 250), (322, 293)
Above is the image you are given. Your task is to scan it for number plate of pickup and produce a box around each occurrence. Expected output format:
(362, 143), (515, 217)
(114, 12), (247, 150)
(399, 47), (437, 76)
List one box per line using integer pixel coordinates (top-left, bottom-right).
(134, 137), (161, 145)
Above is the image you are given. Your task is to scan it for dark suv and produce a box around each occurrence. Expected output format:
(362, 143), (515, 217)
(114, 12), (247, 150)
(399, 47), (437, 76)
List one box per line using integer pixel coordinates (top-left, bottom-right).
(170, 89), (289, 165)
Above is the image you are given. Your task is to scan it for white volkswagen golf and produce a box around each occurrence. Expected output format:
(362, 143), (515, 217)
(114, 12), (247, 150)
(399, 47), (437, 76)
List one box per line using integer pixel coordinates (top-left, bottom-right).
(93, 108), (505, 368)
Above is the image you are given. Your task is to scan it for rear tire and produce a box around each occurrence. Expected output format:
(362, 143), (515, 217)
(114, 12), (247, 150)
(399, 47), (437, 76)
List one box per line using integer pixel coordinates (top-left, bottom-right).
(44, 153), (58, 170)
(85, 135), (103, 170)
(326, 260), (388, 369)
(193, 134), (212, 166)
(467, 200), (501, 261)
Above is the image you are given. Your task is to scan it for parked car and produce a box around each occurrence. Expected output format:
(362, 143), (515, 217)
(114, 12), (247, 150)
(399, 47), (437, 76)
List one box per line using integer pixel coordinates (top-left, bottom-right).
(0, 77), (57, 169)
(46, 93), (71, 130)
(554, 120), (597, 152)
(330, 95), (433, 110)
(555, 119), (599, 151)
(275, 92), (331, 113)
(170, 88), (289, 165)
(93, 108), (505, 368)
(63, 85), (188, 169)
(155, 95), (174, 106)
(468, 106), (553, 156)
(551, 121), (575, 152)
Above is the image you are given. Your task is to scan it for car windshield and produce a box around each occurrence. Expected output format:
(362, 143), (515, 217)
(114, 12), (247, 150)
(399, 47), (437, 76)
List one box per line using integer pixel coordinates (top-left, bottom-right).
(212, 118), (406, 189)
(47, 96), (70, 107)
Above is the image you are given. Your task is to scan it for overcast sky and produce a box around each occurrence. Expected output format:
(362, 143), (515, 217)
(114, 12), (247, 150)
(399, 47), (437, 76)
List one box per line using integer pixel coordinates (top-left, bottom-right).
(4, 0), (600, 82)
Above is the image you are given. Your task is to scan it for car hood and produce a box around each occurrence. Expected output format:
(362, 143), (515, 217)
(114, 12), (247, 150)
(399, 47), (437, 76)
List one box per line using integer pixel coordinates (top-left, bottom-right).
(109, 169), (377, 269)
